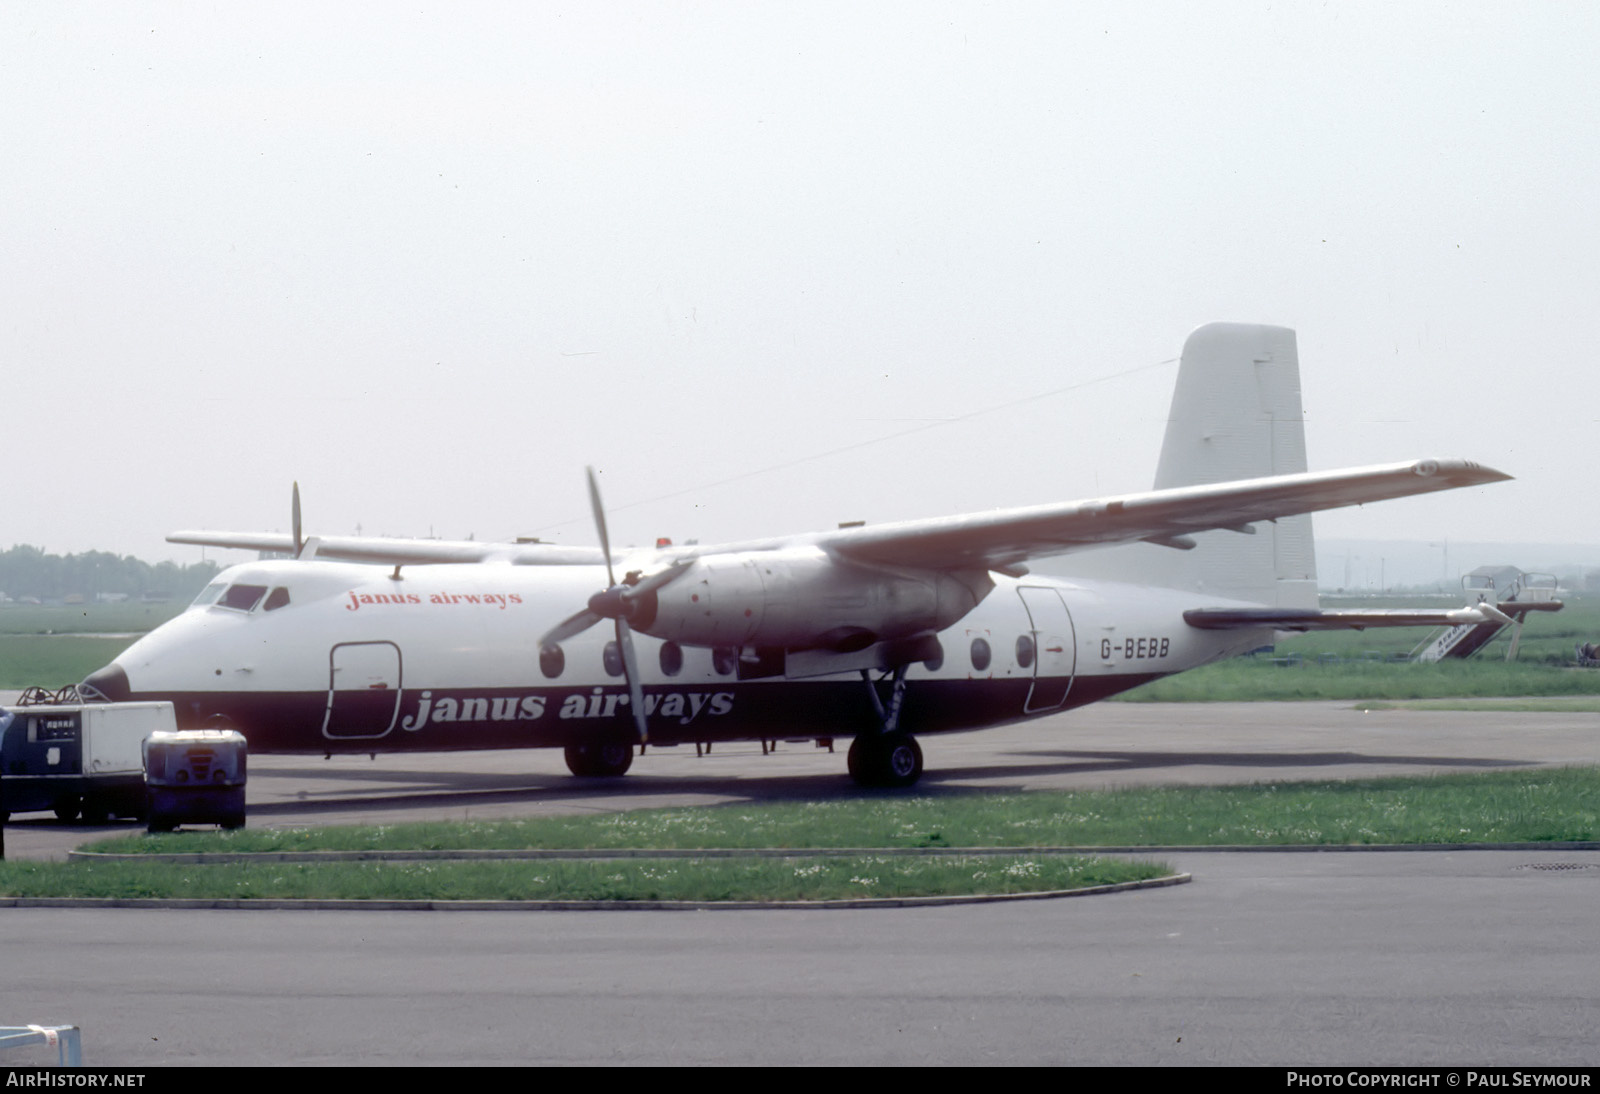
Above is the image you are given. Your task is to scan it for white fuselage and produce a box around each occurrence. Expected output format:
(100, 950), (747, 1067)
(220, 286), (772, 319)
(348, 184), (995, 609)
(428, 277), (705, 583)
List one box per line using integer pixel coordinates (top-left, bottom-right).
(91, 558), (1267, 753)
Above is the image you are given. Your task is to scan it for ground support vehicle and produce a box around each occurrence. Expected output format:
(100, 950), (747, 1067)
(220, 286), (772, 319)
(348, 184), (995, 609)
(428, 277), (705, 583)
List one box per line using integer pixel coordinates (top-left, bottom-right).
(0, 698), (177, 823)
(144, 728), (247, 831)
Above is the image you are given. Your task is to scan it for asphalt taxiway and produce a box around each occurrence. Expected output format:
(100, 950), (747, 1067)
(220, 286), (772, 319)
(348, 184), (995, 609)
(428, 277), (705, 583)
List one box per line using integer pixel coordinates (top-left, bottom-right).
(5, 849), (1598, 1066)
(2, 699), (1597, 1065)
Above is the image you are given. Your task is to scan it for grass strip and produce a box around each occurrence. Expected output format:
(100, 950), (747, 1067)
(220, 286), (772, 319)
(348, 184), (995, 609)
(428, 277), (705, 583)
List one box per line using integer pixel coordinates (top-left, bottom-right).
(83, 768), (1600, 855)
(0, 854), (1163, 902)
(0, 635), (134, 690)
(1113, 659), (1600, 703)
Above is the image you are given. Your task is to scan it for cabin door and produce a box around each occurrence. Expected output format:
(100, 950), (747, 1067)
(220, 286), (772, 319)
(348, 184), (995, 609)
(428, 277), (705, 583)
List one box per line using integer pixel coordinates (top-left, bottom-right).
(323, 641), (403, 740)
(1017, 587), (1076, 712)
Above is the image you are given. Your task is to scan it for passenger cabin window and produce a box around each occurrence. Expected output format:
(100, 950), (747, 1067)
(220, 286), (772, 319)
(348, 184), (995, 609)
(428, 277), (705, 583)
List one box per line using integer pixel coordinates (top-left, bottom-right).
(217, 584), (268, 612)
(969, 637), (992, 672)
(659, 641), (683, 677)
(263, 587), (291, 612)
(1015, 635), (1035, 670)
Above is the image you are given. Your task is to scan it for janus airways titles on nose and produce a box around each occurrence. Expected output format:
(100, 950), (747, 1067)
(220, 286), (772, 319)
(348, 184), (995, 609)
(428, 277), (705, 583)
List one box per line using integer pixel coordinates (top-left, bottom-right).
(84, 324), (1512, 787)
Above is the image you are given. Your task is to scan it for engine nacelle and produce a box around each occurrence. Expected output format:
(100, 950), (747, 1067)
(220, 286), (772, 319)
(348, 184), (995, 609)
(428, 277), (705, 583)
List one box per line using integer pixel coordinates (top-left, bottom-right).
(637, 548), (991, 650)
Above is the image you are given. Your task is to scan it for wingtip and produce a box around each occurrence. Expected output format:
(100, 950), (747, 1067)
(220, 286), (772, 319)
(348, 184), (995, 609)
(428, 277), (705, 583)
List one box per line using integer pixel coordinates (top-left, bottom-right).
(1413, 458), (1513, 485)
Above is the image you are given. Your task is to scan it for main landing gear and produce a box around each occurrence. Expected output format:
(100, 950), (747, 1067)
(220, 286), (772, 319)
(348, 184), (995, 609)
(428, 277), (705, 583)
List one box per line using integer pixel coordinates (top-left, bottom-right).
(847, 732), (923, 788)
(564, 741), (635, 778)
(849, 663), (925, 788)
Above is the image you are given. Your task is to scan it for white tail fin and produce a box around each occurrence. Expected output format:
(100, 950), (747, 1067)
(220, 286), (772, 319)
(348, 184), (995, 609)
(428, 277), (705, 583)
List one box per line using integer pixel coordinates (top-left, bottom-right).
(1153, 323), (1307, 491)
(1065, 322), (1319, 607)
(1156, 322), (1317, 607)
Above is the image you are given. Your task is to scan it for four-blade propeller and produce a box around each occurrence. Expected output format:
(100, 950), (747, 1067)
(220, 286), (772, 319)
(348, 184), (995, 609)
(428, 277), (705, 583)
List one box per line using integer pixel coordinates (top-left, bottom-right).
(537, 467), (689, 744)
(300, 471), (681, 745)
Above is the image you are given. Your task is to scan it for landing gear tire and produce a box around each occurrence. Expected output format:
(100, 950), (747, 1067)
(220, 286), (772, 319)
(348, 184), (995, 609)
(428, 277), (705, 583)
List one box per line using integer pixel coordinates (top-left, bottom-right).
(847, 733), (923, 789)
(564, 741), (635, 778)
(53, 796), (82, 823)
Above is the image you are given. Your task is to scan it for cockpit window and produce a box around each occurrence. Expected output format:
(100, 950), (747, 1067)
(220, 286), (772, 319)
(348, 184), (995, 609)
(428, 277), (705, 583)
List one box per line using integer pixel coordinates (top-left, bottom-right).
(190, 582), (227, 609)
(263, 587), (291, 612)
(217, 584), (269, 612)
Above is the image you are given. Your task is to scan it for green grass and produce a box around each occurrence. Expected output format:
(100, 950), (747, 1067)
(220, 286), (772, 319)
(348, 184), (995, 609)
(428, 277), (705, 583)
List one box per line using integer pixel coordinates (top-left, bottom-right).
(0, 602), (184, 688)
(83, 768), (1600, 855)
(1115, 657), (1600, 703)
(35, 769), (1600, 901)
(0, 635), (136, 690)
(0, 854), (1164, 902)
(0, 601), (186, 635)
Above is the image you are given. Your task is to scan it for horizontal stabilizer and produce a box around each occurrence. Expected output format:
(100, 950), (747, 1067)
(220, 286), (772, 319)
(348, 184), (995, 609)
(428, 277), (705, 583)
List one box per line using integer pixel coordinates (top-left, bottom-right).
(1183, 606), (1511, 632)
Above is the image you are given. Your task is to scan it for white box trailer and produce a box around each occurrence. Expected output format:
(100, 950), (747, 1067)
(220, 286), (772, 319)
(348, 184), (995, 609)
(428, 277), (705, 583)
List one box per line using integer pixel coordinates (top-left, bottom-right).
(0, 701), (178, 823)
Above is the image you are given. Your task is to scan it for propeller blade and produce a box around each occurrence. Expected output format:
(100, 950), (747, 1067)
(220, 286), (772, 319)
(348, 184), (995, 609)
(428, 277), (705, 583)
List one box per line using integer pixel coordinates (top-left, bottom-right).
(586, 466), (616, 588)
(292, 482), (305, 559)
(583, 467), (647, 742)
(540, 609), (603, 648)
(616, 617), (648, 743)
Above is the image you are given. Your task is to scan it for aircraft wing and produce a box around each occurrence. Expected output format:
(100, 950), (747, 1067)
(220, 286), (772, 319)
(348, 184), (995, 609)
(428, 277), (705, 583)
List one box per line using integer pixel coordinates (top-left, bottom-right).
(170, 457), (1506, 575)
(802, 458), (1509, 572)
(166, 531), (608, 567)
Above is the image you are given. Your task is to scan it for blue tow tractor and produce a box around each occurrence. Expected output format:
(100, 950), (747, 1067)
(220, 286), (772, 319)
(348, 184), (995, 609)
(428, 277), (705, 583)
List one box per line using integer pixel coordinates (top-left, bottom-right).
(144, 729), (248, 832)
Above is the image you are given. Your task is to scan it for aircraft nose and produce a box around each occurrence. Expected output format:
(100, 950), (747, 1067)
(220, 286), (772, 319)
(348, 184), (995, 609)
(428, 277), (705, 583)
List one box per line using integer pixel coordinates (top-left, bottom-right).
(81, 662), (132, 702)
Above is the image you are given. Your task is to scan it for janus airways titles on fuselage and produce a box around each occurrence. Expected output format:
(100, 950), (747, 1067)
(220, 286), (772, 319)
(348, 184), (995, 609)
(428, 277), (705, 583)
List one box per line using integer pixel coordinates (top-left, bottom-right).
(400, 687), (736, 731)
(345, 591), (522, 611)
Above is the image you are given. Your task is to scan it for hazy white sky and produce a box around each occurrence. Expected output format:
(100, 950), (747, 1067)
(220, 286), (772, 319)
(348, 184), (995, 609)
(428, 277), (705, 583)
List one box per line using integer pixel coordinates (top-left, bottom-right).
(5, 2), (1597, 565)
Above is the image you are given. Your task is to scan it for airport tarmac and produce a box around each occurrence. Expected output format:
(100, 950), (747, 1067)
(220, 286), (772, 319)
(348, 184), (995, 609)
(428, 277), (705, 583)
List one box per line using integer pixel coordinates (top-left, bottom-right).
(3, 700), (1598, 1066)
(4, 849), (1599, 1066)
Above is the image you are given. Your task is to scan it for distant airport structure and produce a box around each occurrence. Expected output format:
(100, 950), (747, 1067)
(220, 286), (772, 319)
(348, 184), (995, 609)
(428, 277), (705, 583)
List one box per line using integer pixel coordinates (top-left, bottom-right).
(1318, 539), (1599, 593)
(1413, 566), (1563, 662)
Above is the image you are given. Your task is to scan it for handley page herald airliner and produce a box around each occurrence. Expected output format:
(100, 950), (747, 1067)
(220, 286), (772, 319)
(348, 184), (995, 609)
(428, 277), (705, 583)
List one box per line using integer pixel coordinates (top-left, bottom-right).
(84, 324), (1511, 787)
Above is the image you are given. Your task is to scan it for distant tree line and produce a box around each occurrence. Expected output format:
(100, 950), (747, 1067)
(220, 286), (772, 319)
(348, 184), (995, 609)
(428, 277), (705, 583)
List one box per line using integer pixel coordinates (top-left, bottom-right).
(0, 545), (219, 603)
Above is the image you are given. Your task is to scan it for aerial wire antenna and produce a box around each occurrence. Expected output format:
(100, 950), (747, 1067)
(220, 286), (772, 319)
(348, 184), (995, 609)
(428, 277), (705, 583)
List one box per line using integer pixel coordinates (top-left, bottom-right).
(532, 354), (1178, 533)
